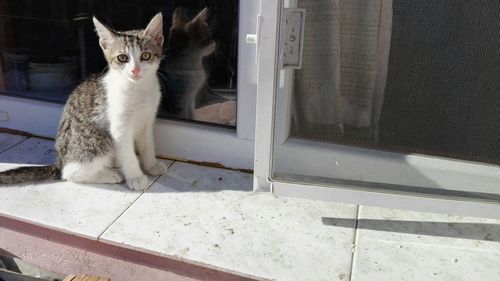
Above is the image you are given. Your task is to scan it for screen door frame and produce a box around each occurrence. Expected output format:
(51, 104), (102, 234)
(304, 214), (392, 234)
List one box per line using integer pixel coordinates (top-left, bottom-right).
(253, 0), (500, 219)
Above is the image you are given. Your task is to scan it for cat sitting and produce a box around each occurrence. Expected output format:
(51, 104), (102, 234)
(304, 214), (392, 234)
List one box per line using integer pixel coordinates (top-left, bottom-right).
(0, 13), (166, 191)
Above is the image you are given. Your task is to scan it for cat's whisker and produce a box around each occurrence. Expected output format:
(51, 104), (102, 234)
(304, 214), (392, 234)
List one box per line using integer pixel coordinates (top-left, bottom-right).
(97, 65), (110, 78)
(156, 73), (169, 90)
(157, 72), (175, 90)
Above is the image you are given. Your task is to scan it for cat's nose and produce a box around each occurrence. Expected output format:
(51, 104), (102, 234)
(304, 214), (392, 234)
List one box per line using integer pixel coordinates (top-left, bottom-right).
(131, 67), (141, 76)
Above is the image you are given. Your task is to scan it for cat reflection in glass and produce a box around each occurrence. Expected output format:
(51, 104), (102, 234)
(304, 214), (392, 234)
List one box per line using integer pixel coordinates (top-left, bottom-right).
(162, 8), (216, 119)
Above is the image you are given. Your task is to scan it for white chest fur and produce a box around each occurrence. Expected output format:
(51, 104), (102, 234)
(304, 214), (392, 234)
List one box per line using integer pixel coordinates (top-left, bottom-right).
(103, 70), (161, 136)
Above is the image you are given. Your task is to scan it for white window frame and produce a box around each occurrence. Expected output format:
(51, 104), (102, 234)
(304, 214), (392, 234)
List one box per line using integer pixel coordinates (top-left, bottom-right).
(0, 2), (259, 170)
(253, 0), (500, 219)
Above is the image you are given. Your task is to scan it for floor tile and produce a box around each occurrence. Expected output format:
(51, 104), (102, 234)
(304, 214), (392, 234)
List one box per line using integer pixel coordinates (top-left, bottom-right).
(0, 133), (26, 153)
(0, 137), (56, 165)
(101, 162), (358, 281)
(0, 160), (172, 239)
(350, 206), (500, 281)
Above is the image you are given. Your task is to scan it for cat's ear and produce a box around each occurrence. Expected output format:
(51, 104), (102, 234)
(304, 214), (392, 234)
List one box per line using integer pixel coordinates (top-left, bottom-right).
(144, 13), (164, 47)
(172, 8), (189, 26)
(93, 17), (115, 50)
(187, 8), (210, 33)
(191, 8), (210, 25)
(187, 8), (210, 32)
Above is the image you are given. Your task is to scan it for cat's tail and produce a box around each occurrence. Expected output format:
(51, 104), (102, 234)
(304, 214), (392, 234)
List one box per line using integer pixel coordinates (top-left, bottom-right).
(0, 165), (61, 186)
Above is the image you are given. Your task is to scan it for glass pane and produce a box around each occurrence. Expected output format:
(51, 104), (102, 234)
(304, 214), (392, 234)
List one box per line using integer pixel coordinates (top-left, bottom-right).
(272, 0), (500, 201)
(0, 0), (238, 127)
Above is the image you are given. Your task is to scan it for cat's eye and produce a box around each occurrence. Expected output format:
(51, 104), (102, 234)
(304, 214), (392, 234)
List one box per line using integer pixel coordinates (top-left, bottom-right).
(117, 54), (129, 63)
(141, 52), (152, 61)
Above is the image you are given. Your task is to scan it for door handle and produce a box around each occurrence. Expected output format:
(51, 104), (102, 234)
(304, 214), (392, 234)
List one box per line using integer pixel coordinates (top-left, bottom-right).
(246, 13), (262, 64)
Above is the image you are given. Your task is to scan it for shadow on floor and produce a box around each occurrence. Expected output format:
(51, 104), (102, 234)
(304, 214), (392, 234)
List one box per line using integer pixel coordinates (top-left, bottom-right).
(322, 217), (500, 242)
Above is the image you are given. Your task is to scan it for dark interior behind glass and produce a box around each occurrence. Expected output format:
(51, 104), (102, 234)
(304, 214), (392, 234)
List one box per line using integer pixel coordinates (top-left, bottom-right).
(0, 0), (238, 127)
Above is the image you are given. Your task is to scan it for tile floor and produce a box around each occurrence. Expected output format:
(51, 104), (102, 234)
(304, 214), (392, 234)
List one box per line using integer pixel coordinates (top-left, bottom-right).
(0, 132), (499, 281)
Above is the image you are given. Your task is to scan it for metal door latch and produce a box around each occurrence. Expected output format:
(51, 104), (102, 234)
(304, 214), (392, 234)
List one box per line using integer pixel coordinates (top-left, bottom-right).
(281, 8), (306, 69)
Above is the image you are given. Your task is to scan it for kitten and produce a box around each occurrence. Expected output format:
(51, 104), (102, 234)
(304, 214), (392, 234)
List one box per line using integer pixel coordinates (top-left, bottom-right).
(0, 13), (166, 191)
(163, 7), (216, 119)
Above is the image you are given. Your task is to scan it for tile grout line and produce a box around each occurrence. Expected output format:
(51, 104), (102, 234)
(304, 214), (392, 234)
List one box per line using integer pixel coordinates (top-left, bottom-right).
(96, 160), (176, 240)
(348, 205), (361, 281)
(0, 136), (30, 155)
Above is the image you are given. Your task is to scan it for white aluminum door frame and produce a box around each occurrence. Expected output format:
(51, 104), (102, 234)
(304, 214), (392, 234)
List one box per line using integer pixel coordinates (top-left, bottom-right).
(253, 0), (500, 219)
(0, 2), (259, 170)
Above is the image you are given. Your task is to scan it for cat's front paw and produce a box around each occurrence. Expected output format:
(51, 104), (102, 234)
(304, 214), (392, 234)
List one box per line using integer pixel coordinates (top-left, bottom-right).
(126, 175), (149, 191)
(145, 161), (168, 176)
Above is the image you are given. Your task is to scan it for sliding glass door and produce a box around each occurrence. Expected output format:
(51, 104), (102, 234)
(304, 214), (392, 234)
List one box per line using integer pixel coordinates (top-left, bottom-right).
(255, 0), (500, 218)
(0, 0), (258, 169)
